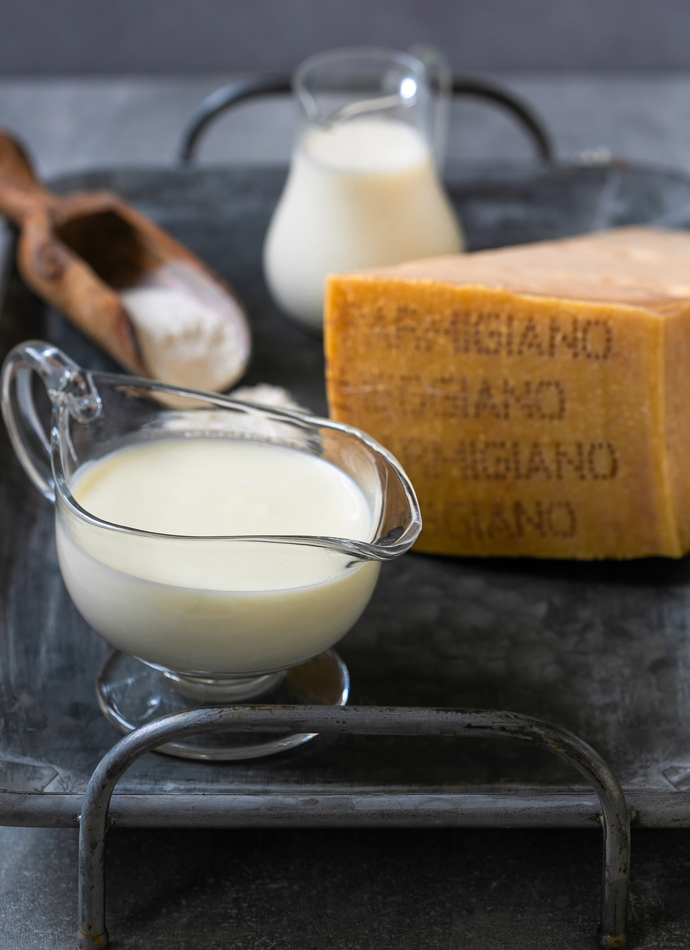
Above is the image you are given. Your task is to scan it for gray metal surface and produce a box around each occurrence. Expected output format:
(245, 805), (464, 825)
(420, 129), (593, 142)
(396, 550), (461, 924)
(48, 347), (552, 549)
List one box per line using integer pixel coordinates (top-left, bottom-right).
(3, 162), (690, 829)
(12, 822), (690, 950)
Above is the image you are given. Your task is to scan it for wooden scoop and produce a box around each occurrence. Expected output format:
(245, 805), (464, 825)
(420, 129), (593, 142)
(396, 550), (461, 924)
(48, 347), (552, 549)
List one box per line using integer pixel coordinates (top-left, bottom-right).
(0, 130), (251, 388)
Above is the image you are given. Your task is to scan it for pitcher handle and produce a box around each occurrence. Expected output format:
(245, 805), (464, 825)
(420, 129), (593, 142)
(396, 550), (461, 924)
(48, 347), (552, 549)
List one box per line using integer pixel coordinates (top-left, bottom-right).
(1, 340), (93, 502)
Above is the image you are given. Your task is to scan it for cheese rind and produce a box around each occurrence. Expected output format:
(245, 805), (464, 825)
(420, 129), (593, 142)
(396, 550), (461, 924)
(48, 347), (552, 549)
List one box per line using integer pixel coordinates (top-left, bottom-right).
(325, 228), (690, 559)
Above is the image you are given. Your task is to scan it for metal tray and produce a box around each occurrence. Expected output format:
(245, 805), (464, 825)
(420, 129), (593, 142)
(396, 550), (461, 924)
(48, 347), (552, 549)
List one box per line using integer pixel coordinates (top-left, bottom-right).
(4, 160), (690, 830)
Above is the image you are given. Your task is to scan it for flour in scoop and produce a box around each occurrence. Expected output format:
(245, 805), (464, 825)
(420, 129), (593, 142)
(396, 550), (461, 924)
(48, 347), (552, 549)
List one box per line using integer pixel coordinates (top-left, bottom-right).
(121, 285), (247, 391)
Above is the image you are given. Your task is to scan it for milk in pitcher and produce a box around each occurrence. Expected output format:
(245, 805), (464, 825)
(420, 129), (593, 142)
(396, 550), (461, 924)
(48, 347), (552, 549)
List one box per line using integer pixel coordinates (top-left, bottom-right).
(264, 116), (463, 331)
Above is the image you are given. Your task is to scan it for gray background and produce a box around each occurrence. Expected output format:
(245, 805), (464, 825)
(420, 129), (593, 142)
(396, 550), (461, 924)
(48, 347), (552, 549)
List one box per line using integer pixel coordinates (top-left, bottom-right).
(2, 0), (690, 75)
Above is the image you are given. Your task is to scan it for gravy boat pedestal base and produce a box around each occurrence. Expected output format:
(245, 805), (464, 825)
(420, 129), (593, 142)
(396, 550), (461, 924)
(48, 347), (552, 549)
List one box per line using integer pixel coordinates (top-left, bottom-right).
(96, 649), (349, 761)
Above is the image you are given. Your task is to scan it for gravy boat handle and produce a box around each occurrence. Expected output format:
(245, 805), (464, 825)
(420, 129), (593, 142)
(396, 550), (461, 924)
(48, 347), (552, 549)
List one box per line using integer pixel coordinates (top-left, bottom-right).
(1, 340), (100, 502)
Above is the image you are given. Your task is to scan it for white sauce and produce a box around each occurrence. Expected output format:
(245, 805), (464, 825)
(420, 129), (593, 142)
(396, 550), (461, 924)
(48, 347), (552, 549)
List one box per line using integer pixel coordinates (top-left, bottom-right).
(263, 116), (463, 330)
(57, 438), (380, 674)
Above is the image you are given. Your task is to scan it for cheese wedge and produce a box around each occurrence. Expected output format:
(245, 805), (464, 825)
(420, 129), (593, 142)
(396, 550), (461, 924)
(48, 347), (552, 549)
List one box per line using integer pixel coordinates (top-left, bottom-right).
(325, 227), (690, 559)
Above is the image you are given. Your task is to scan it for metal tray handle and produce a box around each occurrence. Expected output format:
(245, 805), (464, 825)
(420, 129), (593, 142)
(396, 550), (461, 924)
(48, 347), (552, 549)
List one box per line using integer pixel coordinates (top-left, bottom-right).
(77, 706), (628, 949)
(178, 73), (555, 167)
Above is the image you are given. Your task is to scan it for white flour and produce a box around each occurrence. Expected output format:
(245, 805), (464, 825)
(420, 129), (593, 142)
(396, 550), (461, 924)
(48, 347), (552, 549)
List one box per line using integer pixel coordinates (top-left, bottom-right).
(230, 383), (304, 412)
(121, 285), (248, 392)
(159, 384), (308, 443)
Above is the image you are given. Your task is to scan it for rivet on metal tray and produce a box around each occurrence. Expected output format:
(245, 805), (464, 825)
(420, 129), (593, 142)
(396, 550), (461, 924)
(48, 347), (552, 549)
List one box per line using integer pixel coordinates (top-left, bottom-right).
(662, 765), (690, 790)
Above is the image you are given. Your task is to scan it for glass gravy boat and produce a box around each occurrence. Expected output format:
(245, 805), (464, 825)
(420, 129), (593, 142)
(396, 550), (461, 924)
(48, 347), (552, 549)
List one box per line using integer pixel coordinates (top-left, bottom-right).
(2, 341), (421, 758)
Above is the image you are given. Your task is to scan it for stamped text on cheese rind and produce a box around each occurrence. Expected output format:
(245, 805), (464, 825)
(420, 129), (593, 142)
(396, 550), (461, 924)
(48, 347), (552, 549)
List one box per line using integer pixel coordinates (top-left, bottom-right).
(383, 311), (614, 359)
(401, 438), (619, 482)
(426, 498), (579, 540)
(357, 375), (568, 421)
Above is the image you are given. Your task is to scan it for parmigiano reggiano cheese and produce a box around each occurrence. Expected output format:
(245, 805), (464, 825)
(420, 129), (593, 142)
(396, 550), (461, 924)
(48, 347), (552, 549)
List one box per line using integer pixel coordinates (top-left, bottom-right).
(325, 227), (690, 559)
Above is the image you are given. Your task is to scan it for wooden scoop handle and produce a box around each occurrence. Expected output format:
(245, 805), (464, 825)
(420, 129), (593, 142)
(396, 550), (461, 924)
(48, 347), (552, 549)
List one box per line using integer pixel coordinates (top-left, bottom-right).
(0, 131), (56, 225)
(0, 130), (149, 377)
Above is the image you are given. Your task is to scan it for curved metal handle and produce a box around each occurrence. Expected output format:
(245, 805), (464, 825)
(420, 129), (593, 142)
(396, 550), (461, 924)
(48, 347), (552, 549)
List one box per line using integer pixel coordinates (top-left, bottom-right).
(179, 74), (292, 166)
(78, 705), (627, 949)
(1, 340), (101, 502)
(178, 73), (555, 167)
(451, 76), (554, 165)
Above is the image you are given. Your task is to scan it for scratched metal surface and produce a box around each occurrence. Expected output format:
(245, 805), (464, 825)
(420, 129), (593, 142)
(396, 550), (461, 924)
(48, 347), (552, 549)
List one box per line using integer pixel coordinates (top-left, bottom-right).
(3, 162), (690, 828)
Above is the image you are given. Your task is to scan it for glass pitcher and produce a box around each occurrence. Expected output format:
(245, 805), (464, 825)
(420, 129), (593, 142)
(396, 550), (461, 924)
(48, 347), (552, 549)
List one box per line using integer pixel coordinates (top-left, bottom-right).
(2, 340), (421, 759)
(263, 46), (464, 332)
